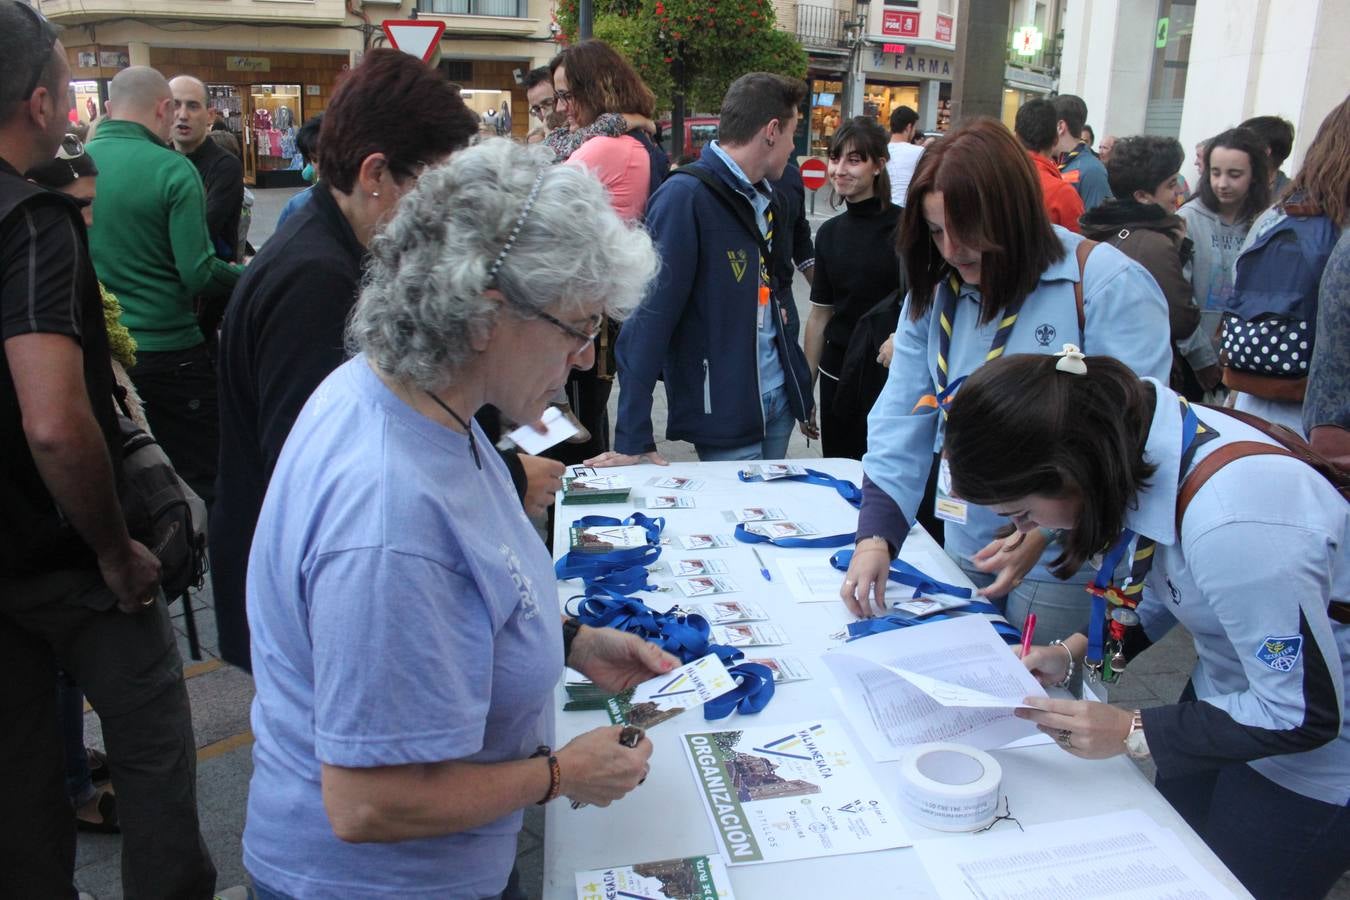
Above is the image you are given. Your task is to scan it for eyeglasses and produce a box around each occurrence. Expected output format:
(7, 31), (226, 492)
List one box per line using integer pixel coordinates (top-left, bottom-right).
(553, 88), (575, 107)
(502, 294), (602, 354)
(16, 3), (59, 103)
(529, 96), (556, 119)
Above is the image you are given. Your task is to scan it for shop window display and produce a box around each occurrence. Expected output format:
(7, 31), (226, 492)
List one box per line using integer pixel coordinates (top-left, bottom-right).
(251, 84), (303, 176)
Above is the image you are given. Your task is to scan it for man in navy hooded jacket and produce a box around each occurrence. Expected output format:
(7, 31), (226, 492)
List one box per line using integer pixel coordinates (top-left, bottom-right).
(589, 73), (815, 467)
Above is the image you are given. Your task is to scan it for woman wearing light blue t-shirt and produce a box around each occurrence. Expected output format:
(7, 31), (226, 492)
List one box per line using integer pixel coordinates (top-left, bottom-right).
(242, 139), (675, 900)
(840, 117), (1173, 643)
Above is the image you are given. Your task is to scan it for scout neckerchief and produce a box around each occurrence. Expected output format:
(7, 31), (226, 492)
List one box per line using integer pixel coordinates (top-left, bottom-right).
(1057, 140), (1091, 174)
(1085, 399), (1217, 682)
(913, 276), (1026, 416)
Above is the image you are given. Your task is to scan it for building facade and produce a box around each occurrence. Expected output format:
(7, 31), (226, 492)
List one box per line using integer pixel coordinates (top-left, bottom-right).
(41, 0), (561, 185)
(1058, 0), (1350, 183)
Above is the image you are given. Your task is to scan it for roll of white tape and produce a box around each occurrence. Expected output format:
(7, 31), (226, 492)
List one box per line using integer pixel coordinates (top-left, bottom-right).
(896, 742), (1002, 832)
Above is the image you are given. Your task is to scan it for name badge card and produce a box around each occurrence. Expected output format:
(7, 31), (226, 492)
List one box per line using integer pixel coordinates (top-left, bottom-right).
(934, 456), (969, 525)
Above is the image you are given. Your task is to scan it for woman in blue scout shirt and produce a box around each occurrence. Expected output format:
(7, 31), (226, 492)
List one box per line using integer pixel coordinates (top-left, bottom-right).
(242, 140), (680, 900)
(945, 351), (1350, 900)
(839, 117), (1173, 642)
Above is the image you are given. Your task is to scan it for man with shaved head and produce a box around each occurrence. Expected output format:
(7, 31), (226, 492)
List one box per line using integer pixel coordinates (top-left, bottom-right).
(171, 75), (243, 265)
(0, 6), (215, 897)
(88, 66), (242, 509)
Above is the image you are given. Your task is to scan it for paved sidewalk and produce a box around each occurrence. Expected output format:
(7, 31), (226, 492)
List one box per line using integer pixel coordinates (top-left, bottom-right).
(71, 187), (1347, 899)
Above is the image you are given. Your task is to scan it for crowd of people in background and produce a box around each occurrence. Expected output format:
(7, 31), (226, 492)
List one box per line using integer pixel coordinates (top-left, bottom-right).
(2, 0), (1347, 895)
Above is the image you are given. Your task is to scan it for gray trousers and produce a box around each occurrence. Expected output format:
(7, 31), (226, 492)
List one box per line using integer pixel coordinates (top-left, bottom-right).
(0, 568), (215, 900)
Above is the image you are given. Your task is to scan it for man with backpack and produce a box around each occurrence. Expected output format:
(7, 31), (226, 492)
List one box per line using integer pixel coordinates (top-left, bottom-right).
(591, 72), (815, 466)
(0, 4), (214, 896)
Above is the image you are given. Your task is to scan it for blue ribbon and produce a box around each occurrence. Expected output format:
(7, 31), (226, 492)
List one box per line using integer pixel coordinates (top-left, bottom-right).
(829, 550), (973, 599)
(1085, 403), (1201, 670)
(565, 588), (777, 718)
(734, 523), (855, 549)
(704, 663), (776, 719)
(554, 513), (665, 588)
(828, 551), (1019, 644)
(738, 467), (863, 509)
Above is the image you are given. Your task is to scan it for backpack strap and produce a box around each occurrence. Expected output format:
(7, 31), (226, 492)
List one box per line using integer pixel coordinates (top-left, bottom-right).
(1176, 441), (1292, 530)
(1072, 238), (1097, 340)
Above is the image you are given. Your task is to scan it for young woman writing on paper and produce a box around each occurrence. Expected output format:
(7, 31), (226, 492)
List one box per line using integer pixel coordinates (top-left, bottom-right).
(839, 117), (1173, 642)
(943, 349), (1350, 900)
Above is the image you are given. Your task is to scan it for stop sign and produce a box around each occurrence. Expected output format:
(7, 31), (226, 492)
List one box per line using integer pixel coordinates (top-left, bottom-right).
(800, 157), (828, 191)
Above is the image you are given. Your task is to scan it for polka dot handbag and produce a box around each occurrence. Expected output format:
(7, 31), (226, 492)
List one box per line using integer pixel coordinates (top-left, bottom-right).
(1221, 314), (1311, 377)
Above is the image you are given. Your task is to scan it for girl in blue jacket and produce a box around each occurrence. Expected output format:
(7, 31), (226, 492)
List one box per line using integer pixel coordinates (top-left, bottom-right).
(840, 117), (1173, 642)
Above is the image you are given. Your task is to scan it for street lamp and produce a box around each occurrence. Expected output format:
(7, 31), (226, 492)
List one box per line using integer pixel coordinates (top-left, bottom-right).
(842, 0), (871, 119)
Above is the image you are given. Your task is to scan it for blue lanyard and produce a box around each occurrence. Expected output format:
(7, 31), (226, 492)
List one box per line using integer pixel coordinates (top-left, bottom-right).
(554, 513), (665, 586)
(1085, 402), (1202, 672)
(734, 523), (855, 548)
(566, 587), (776, 719)
(827, 550), (1020, 644)
(737, 467), (863, 509)
(829, 549), (973, 599)
(846, 608), (1022, 643)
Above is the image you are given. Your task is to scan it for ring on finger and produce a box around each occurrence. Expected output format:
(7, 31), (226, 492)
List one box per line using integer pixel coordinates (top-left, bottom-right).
(1055, 729), (1072, 746)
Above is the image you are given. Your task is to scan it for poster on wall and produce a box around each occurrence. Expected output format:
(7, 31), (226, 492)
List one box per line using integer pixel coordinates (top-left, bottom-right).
(935, 14), (953, 43)
(882, 10), (920, 37)
(99, 51), (129, 69)
(77, 51), (97, 68)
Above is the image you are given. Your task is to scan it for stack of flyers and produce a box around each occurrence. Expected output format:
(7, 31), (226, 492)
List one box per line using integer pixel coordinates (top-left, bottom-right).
(675, 576), (742, 598)
(575, 854), (736, 900)
(679, 533), (734, 550)
(648, 475), (706, 492)
(569, 524), (653, 553)
(745, 655), (812, 683)
(722, 507), (786, 523)
(712, 623), (791, 647)
(605, 654), (739, 729)
(560, 467), (631, 505)
(664, 558), (729, 577)
(646, 494), (696, 509)
(679, 599), (768, 624)
(743, 463), (807, 480)
(741, 521), (819, 540)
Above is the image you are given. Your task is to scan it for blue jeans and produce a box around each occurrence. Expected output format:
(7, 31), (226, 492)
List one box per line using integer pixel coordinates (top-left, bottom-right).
(59, 672), (97, 808)
(695, 385), (795, 462)
(956, 558), (1092, 644)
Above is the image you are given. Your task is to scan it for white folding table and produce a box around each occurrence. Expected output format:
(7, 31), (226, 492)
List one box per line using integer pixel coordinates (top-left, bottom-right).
(545, 459), (1249, 898)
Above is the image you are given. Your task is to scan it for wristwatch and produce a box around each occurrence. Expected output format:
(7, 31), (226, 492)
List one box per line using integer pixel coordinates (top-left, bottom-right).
(1124, 710), (1150, 759)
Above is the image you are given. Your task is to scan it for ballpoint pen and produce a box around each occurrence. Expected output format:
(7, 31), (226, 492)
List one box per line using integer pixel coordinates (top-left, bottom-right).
(1020, 612), (1037, 659)
(751, 547), (772, 582)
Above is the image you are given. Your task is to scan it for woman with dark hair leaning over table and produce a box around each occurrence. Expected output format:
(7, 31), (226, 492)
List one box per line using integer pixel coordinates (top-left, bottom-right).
(240, 139), (678, 900)
(945, 350), (1350, 900)
(838, 117), (1173, 643)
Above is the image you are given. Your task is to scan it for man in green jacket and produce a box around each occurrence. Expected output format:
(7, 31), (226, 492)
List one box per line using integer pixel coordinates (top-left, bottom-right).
(89, 66), (242, 507)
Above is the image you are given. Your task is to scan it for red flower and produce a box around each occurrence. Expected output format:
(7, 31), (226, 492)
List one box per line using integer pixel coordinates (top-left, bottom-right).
(664, 56), (673, 62)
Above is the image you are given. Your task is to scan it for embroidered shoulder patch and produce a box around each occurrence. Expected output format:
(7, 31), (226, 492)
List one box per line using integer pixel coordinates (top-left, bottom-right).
(1256, 635), (1303, 672)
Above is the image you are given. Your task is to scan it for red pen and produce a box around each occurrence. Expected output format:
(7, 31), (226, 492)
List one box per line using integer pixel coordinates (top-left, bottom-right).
(1020, 613), (1037, 658)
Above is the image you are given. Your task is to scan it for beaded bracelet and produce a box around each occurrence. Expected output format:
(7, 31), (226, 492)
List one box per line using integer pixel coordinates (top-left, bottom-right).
(1049, 639), (1075, 689)
(532, 745), (562, 805)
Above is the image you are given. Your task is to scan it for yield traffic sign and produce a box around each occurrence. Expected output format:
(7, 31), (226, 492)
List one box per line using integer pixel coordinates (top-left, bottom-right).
(382, 19), (446, 63)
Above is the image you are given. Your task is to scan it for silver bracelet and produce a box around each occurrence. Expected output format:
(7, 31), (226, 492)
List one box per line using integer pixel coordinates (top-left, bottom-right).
(1049, 639), (1075, 688)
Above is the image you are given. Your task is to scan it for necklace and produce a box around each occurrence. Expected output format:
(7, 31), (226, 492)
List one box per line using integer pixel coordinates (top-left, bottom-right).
(423, 390), (482, 470)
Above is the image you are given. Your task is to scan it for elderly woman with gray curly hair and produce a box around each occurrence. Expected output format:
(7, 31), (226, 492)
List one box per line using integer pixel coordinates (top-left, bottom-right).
(240, 139), (675, 900)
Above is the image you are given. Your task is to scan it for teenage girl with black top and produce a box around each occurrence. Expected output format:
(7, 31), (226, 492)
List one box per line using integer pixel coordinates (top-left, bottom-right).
(803, 117), (904, 459)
